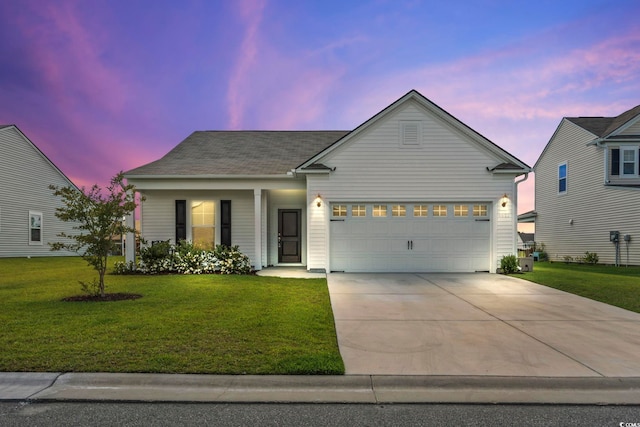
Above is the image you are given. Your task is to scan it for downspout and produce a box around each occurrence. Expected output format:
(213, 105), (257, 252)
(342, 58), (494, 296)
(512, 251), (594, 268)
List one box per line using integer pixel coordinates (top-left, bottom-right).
(514, 173), (530, 255)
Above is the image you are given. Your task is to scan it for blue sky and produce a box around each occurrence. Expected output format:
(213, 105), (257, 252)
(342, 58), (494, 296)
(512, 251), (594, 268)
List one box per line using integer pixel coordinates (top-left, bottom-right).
(1, 0), (639, 216)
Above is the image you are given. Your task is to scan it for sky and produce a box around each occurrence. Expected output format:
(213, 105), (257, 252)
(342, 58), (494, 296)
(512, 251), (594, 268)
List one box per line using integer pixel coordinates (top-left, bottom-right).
(1, 0), (639, 225)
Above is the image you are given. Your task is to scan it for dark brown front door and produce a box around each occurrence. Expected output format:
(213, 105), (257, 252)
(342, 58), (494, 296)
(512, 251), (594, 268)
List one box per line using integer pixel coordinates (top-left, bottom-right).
(278, 209), (301, 263)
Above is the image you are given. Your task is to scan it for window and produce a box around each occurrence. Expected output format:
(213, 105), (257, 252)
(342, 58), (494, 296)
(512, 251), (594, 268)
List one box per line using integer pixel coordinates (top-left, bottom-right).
(413, 205), (428, 217)
(332, 204), (347, 217)
(558, 163), (567, 193)
(191, 201), (215, 249)
(433, 205), (447, 217)
(392, 205), (406, 217)
(623, 148), (637, 175)
(351, 205), (366, 217)
(29, 211), (43, 245)
(454, 205), (469, 217)
(473, 204), (488, 217)
(373, 205), (387, 217)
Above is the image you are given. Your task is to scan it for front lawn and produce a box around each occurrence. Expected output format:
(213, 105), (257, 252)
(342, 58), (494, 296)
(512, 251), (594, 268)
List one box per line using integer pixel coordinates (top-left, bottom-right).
(0, 257), (344, 374)
(519, 262), (640, 313)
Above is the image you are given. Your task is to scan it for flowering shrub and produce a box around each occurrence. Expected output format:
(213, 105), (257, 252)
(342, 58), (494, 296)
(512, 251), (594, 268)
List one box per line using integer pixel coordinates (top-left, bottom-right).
(214, 244), (251, 274)
(113, 241), (251, 275)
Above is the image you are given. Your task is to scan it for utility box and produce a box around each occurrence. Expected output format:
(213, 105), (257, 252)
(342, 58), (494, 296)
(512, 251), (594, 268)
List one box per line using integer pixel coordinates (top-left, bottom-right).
(519, 257), (534, 272)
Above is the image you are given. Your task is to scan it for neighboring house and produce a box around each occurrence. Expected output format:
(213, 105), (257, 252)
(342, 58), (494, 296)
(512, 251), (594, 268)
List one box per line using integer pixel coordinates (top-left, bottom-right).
(124, 90), (531, 273)
(0, 125), (77, 257)
(532, 104), (640, 265)
(518, 232), (535, 253)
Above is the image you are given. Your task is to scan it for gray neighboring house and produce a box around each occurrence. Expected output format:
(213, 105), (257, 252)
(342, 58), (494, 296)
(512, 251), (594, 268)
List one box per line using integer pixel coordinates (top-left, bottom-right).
(125, 90), (531, 273)
(531, 104), (640, 265)
(0, 125), (77, 257)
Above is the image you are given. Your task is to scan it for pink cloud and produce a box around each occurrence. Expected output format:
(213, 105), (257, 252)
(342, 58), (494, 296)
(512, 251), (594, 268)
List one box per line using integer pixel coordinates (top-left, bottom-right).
(227, 0), (267, 129)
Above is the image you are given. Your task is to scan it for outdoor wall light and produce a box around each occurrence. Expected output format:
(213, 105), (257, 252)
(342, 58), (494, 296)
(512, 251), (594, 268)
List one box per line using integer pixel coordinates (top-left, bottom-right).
(500, 194), (509, 207)
(315, 194), (322, 207)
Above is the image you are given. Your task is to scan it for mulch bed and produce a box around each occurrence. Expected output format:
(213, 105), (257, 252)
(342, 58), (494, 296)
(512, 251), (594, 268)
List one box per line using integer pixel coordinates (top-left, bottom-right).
(62, 293), (143, 302)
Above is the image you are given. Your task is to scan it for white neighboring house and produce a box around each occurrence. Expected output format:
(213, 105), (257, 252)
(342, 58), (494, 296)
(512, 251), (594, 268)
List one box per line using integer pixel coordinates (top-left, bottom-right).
(531, 104), (640, 265)
(124, 90), (531, 273)
(0, 125), (78, 257)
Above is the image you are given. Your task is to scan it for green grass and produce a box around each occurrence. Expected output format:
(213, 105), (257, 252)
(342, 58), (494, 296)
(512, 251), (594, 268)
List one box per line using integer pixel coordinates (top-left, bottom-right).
(0, 257), (344, 374)
(519, 262), (640, 313)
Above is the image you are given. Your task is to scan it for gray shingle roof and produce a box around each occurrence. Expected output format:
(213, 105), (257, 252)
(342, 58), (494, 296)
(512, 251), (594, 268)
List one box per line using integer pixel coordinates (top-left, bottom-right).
(566, 104), (640, 137)
(125, 131), (349, 176)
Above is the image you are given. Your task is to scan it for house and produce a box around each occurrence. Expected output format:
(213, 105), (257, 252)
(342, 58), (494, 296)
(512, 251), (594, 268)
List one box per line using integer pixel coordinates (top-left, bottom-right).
(518, 232), (535, 254)
(124, 90), (531, 273)
(0, 125), (78, 257)
(531, 104), (640, 265)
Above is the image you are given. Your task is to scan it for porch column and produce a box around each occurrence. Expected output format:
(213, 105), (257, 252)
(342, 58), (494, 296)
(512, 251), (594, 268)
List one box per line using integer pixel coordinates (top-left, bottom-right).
(254, 188), (263, 270)
(125, 211), (135, 264)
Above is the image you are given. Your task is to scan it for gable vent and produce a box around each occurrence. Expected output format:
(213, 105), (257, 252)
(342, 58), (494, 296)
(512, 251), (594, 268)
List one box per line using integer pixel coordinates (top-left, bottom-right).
(401, 121), (422, 146)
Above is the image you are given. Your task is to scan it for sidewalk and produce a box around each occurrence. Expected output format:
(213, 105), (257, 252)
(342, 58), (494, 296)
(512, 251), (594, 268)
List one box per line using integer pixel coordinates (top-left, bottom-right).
(3, 372), (640, 404)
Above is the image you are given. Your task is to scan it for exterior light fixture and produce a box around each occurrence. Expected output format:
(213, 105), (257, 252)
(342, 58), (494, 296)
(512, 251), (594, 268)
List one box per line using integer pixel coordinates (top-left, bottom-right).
(500, 194), (509, 207)
(315, 194), (322, 207)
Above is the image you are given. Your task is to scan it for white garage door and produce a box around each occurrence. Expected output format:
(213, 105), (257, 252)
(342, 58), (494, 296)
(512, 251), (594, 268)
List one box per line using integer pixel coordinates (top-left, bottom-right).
(330, 203), (491, 272)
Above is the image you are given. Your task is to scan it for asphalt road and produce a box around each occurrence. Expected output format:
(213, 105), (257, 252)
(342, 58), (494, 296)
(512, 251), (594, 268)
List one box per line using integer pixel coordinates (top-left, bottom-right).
(1, 402), (640, 426)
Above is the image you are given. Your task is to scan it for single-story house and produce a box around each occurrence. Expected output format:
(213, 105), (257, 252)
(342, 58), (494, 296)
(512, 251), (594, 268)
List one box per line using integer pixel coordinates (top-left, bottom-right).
(0, 125), (77, 257)
(124, 90), (531, 272)
(530, 103), (640, 265)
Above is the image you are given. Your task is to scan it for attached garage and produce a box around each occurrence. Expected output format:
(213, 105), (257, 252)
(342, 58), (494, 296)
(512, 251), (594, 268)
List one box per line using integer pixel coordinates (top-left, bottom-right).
(329, 202), (491, 272)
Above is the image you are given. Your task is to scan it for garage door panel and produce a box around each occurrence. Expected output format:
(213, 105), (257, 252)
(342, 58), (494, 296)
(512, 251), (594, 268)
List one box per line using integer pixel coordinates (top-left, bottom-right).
(330, 203), (491, 273)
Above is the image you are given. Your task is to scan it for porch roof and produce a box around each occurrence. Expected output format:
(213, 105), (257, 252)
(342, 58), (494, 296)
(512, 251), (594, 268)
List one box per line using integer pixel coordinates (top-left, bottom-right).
(125, 130), (349, 177)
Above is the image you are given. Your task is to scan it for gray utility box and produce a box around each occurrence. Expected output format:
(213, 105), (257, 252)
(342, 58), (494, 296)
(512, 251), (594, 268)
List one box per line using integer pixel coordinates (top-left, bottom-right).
(518, 257), (534, 272)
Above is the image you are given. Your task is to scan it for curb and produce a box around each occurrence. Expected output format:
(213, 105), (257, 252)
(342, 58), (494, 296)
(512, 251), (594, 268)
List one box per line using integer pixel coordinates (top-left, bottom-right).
(3, 373), (640, 404)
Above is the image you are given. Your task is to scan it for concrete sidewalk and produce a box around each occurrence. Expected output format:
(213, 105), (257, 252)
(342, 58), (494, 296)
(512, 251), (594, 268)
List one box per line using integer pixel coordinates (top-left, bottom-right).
(3, 372), (640, 404)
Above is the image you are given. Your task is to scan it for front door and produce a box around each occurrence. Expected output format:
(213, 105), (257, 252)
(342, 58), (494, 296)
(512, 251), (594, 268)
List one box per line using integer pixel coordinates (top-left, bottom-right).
(278, 209), (301, 263)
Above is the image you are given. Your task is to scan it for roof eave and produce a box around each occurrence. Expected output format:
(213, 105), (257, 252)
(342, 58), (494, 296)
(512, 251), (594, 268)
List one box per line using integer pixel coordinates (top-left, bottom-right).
(124, 174), (296, 180)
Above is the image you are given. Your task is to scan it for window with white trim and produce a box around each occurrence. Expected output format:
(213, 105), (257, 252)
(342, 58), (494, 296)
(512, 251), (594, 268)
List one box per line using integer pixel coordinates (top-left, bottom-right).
(433, 205), (447, 217)
(454, 205), (469, 217)
(558, 162), (567, 193)
(332, 204), (347, 217)
(351, 205), (366, 217)
(391, 205), (406, 217)
(191, 201), (215, 249)
(29, 211), (43, 245)
(413, 205), (428, 217)
(623, 148), (638, 175)
(373, 205), (387, 217)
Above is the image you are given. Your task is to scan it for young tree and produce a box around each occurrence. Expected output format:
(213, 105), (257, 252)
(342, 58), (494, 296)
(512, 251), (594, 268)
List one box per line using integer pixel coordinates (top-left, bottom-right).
(49, 172), (141, 298)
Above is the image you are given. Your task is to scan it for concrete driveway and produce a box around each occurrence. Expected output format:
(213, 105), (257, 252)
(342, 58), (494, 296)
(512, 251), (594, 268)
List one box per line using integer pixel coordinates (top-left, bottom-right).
(327, 273), (640, 376)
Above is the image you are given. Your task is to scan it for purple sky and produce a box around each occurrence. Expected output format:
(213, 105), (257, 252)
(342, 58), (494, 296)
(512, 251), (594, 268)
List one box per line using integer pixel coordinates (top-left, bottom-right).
(1, 0), (639, 220)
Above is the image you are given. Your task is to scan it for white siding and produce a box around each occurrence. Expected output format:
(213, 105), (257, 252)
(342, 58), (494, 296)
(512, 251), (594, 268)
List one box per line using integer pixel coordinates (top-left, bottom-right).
(620, 119), (640, 136)
(535, 119), (640, 265)
(307, 101), (517, 272)
(139, 190), (256, 264)
(0, 127), (77, 257)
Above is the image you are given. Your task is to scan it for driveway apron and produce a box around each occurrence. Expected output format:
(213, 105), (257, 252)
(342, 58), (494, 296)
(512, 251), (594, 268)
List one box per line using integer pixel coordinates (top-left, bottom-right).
(327, 273), (640, 376)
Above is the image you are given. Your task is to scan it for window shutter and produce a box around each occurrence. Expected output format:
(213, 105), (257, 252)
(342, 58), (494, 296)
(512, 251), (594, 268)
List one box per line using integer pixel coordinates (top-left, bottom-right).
(221, 200), (231, 247)
(175, 200), (186, 242)
(611, 148), (620, 176)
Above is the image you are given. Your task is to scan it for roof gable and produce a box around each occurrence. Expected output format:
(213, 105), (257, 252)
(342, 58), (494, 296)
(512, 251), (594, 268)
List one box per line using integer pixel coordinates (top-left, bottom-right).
(297, 89), (531, 173)
(0, 124), (77, 189)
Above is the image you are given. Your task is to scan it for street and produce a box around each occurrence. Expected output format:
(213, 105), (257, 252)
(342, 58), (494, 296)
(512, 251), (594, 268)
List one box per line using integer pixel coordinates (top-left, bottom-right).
(1, 402), (639, 426)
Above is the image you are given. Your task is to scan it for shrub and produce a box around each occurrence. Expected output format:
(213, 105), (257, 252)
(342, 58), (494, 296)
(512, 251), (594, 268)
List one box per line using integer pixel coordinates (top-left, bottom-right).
(563, 255), (573, 264)
(214, 244), (251, 274)
(115, 241), (251, 275)
(500, 255), (519, 274)
(584, 251), (599, 265)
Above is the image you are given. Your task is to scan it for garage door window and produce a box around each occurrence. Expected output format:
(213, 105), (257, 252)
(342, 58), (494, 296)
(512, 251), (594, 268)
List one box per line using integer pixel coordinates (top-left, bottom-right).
(351, 205), (366, 217)
(373, 205), (387, 217)
(473, 204), (488, 217)
(392, 205), (406, 217)
(454, 205), (468, 217)
(332, 205), (347, 217)
(433, 205), (447, 216)
(413, 205), (428, 217)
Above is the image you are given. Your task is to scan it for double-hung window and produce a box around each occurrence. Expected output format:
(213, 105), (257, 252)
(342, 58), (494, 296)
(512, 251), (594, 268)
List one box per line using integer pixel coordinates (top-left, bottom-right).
(611, 147), (639, 178)
(558, 163), (567, 194)
(29, 211), (43, 245)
